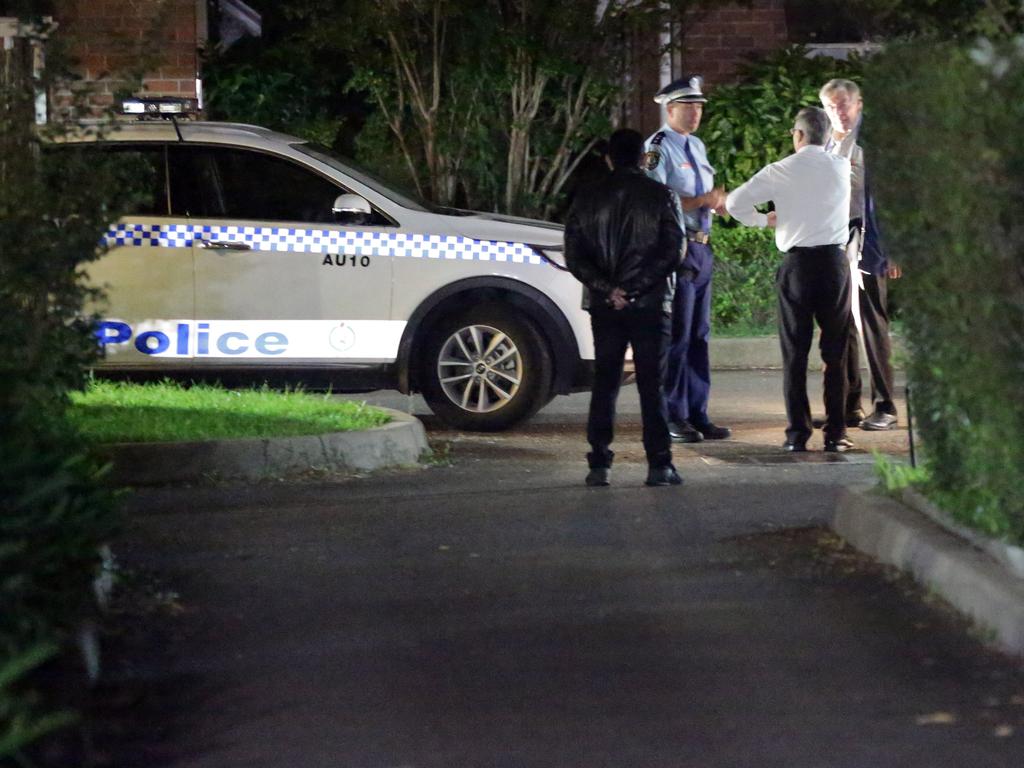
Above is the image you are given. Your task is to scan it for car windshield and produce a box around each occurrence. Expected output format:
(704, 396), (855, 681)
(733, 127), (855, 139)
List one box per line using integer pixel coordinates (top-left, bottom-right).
(293, 143), (443, 214)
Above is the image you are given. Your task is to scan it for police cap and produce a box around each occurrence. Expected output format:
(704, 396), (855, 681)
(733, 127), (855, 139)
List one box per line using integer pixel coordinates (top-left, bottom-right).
(653, 75), (707, 105)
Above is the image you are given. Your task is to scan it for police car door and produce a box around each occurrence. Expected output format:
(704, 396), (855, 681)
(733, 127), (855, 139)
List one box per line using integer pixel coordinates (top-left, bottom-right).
(86, 144), (196, 369)
(170, 145), (394, 370)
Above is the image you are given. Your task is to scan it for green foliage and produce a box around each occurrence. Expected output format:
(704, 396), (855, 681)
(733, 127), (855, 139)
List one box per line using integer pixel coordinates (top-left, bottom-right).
(785, 0), (1023, 42)
(864, 38), (1024, 543)
(711, 227), (778, 333)
(703, 46), (864, 194)
(0, 643), (77, 763)
(1, 32), (128, 760)
(203, 37), (346, 148)
(69, 381), (391, 443)
(206, 0), (704, 218)
(873, 452), (930, 494)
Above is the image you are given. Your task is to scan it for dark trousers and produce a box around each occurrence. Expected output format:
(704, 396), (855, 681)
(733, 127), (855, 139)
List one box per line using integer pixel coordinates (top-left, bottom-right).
(777, 245), (852, 444)
(845, 272), (897, 416)
(664, 242), (713, 426)
(587, 305), (672, 469)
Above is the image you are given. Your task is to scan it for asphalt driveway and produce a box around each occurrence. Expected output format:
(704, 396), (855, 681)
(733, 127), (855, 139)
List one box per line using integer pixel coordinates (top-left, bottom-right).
(96, 370), (1024, 767)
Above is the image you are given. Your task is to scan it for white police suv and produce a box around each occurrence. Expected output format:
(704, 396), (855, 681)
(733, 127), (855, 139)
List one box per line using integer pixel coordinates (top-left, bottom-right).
(66, 102), (594, 431)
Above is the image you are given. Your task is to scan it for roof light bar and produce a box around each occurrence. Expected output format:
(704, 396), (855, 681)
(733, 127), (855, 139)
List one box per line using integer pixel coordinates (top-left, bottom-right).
(120, 97), (200, 118)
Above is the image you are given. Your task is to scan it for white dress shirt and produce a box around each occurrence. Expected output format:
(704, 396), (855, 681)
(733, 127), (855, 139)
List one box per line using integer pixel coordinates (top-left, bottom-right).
(725, 145), (851, 253)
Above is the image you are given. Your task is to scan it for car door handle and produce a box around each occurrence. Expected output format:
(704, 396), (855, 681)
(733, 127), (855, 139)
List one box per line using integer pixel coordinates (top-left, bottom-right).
(195, 238), (252, 252)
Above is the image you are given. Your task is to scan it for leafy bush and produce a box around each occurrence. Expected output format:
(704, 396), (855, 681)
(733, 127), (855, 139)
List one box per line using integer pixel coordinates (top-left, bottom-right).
(697, 46), (864, 335)
(711, 227), (778, 334)
(864, 38), (1024, 543)
(1, 34), (135, 760)
(703, 45), (864, 195)
(203, 36), (349, 149)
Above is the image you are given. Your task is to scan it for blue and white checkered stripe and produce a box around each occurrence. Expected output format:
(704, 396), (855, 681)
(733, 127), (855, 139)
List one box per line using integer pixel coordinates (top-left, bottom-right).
(103, 223), (545, 265)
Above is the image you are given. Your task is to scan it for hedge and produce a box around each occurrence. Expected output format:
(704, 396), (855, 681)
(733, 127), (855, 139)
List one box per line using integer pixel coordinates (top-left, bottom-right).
(864, 39), (1024, 544)
(711, 227), (778, 334)
(1, 58), (138, 760)
(703, 45), (864, 194)
(700, 45), (864, 334)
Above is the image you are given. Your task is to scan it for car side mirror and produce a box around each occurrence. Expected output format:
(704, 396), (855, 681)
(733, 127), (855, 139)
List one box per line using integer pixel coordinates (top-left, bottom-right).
(332, 193), (372, 225)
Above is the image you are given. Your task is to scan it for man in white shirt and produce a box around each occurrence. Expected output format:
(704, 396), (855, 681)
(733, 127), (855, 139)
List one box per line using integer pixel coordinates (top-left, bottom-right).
(725, 107), (854, 452)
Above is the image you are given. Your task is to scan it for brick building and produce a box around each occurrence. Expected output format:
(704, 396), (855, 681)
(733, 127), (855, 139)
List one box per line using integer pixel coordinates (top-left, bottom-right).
(627, 0), (791, 136)
(43, 0), (827, 128)
(42, 0), (259, 119)
(49, 0), (205, 117)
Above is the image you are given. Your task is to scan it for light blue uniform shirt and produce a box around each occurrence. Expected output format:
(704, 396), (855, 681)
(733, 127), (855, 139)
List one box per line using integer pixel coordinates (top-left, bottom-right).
(643, 125), (716, 233)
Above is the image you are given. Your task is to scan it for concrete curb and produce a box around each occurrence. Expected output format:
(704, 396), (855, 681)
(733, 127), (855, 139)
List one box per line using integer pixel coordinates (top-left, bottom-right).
(711, 335), (906, 370)
(98, 407), (429, 485)
(833, 485), (1024, 656)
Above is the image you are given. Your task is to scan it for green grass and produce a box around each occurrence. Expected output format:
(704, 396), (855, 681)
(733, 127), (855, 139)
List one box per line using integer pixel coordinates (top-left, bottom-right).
(715, 320), (777, 338)
(70, 381), (391, 444)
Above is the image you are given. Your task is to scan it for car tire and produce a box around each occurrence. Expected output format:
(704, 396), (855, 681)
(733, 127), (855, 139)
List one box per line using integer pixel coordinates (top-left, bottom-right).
(421, 304), (553, 431)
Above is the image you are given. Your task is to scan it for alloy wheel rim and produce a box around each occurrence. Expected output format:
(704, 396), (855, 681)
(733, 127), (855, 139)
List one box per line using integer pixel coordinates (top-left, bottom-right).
(437, 324), (522, 413)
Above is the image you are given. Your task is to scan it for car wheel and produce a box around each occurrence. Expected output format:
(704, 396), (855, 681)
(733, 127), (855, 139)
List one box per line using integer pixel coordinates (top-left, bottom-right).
(421, 304), (553, 431)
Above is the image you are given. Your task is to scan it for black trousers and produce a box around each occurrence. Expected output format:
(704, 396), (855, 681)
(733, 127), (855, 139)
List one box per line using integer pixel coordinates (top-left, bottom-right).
(777, 245), (852, 444)
(587, 305), (672, 469)
(845, 271), (897, 416)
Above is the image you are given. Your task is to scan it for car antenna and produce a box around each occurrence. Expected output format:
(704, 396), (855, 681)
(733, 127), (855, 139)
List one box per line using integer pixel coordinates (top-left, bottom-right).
(170, 114), (184, 142)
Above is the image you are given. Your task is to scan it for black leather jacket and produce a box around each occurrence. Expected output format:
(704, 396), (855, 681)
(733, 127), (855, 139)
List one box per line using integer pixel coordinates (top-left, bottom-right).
(564, 167), (684, 313)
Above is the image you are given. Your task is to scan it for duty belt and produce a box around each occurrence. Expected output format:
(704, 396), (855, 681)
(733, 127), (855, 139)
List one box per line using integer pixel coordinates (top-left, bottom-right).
(687, 230), (710, 245)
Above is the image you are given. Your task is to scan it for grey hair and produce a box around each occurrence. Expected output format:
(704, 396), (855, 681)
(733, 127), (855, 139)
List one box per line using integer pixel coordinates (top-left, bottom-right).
(794, 107), (831, 145)
(819, 78), (861, 102)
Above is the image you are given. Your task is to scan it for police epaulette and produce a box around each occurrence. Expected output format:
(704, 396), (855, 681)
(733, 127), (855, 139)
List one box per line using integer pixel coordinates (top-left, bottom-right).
(643, 132), (665, 171)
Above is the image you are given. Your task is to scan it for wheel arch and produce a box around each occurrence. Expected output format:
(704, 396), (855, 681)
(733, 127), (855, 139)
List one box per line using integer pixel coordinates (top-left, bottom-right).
(397, 276), (581, 395)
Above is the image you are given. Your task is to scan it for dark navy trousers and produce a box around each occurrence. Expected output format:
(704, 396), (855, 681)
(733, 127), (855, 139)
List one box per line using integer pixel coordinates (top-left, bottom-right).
(664, 241), (713, 426)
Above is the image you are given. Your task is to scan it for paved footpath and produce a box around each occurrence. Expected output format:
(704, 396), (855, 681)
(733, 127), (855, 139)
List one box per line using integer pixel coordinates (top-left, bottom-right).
(100, 371), (1024, 767)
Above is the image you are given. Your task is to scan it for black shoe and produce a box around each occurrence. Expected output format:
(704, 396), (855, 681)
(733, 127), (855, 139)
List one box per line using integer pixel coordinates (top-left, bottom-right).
(813, 409), (865, 429)
(668, 420), (703, 443)
(859, 411), (898, 431)
(694, 421), (732, 440)
(585, 467), (610, 486)
(824, 437), (855, 453)
(645, 465), (683, 486)
(782, 440), (808, 452)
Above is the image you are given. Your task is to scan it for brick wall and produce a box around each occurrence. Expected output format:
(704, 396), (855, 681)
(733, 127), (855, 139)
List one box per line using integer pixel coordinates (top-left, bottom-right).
(681, 0), (789, 86)
(52, 0), (204, 119)
(631, 1), (789, 135)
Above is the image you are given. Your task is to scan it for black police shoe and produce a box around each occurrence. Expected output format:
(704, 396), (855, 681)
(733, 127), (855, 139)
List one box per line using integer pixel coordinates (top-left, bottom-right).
(782, 440), (808, 452)
(694, 421), (731, 440)
(668, 420), (703, 443)
(824, 437), (855, 453)
(645, 465), (683, 486)
(585, 467), (610, 486)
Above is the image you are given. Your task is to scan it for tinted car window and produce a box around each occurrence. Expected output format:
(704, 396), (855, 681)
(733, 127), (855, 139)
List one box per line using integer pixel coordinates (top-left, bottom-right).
(50, 144), (168, 216)
(168, 146), (341, 223)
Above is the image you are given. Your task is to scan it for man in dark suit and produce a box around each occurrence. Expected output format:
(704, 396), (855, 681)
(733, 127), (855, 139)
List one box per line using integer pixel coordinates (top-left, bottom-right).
(820, 78), (901, 431)
(564, 129), (685, 487)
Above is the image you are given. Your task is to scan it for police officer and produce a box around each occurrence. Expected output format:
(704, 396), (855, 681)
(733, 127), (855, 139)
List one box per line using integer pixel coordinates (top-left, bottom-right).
(644, 76), (731, 444)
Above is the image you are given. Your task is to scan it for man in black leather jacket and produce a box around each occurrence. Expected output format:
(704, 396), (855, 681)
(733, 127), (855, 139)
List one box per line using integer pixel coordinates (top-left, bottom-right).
(564, 129), (686, 487)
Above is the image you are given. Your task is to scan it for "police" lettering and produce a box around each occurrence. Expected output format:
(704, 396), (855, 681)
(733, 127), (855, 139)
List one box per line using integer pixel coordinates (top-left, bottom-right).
(95, 321), (288, 356)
